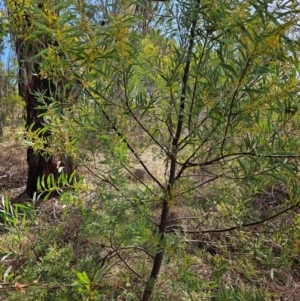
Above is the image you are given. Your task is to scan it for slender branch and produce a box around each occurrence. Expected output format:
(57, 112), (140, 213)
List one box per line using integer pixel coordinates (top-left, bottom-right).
(83, 88), (165, 189)
(110, 245), (143, 280)
(166, 202), (300, 234)
(194, 199), (221, 231)
(122, 71), (171, 158)
(115, 246), (155, 259)
(220, 57), (252, 156)
(100, 108), (165, 191)
(186, 151), (300, 168)
(81, 162), (121, 191)
(188, 32), (209, 131)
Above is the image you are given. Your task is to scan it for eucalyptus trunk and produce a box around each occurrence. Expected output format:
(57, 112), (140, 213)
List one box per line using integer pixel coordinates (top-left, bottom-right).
(10, 2), (75, 198)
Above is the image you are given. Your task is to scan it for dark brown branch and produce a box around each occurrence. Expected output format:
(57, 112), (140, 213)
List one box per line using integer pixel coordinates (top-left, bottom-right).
(84, 86), (165, 191)
(101, 109), (165, 190)
(110, 245), (143, 280)
(142, 1), (200, 299)
(166, 202), (300, 234)
(186, 151), (300, 168)
(81, 162), (121, 191)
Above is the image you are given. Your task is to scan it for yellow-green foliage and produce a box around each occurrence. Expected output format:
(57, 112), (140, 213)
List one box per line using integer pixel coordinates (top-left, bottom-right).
(2, 0), (300, 300)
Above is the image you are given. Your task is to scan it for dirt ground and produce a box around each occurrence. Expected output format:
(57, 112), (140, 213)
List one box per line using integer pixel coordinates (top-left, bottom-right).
(0, 127), (27, 199)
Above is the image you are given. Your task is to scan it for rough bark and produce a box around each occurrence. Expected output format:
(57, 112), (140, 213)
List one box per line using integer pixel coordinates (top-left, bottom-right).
(10, 3), (77, 198)
(16, 40), (74, 197)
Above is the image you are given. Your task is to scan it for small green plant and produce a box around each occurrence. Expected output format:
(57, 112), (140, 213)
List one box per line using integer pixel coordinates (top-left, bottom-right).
(0, 196), (32, 231)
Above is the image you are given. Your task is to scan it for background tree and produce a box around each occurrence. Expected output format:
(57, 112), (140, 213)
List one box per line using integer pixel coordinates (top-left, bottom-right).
(0, 8), (6, 138)
(0, 61), (22, 138)
(4, 0), (80, 198)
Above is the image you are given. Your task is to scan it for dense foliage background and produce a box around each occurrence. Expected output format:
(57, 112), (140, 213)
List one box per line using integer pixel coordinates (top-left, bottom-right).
(1, 0), (300, 300)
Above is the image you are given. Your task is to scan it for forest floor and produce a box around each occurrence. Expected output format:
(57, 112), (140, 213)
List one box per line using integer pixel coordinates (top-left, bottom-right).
(0, 127), (27, 199)
(0, 126), (300, 300)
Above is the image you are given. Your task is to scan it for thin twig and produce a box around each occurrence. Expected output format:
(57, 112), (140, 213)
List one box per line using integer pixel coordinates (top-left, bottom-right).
(166, 202), (300, 234)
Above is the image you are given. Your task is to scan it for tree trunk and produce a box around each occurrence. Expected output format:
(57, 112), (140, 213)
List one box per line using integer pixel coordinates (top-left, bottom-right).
(16, 40), (74, 198)
(7, 0), (76, 199)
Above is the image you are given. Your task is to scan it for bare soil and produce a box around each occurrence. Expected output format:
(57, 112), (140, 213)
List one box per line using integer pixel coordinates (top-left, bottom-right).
(0, 128), (27, 199)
